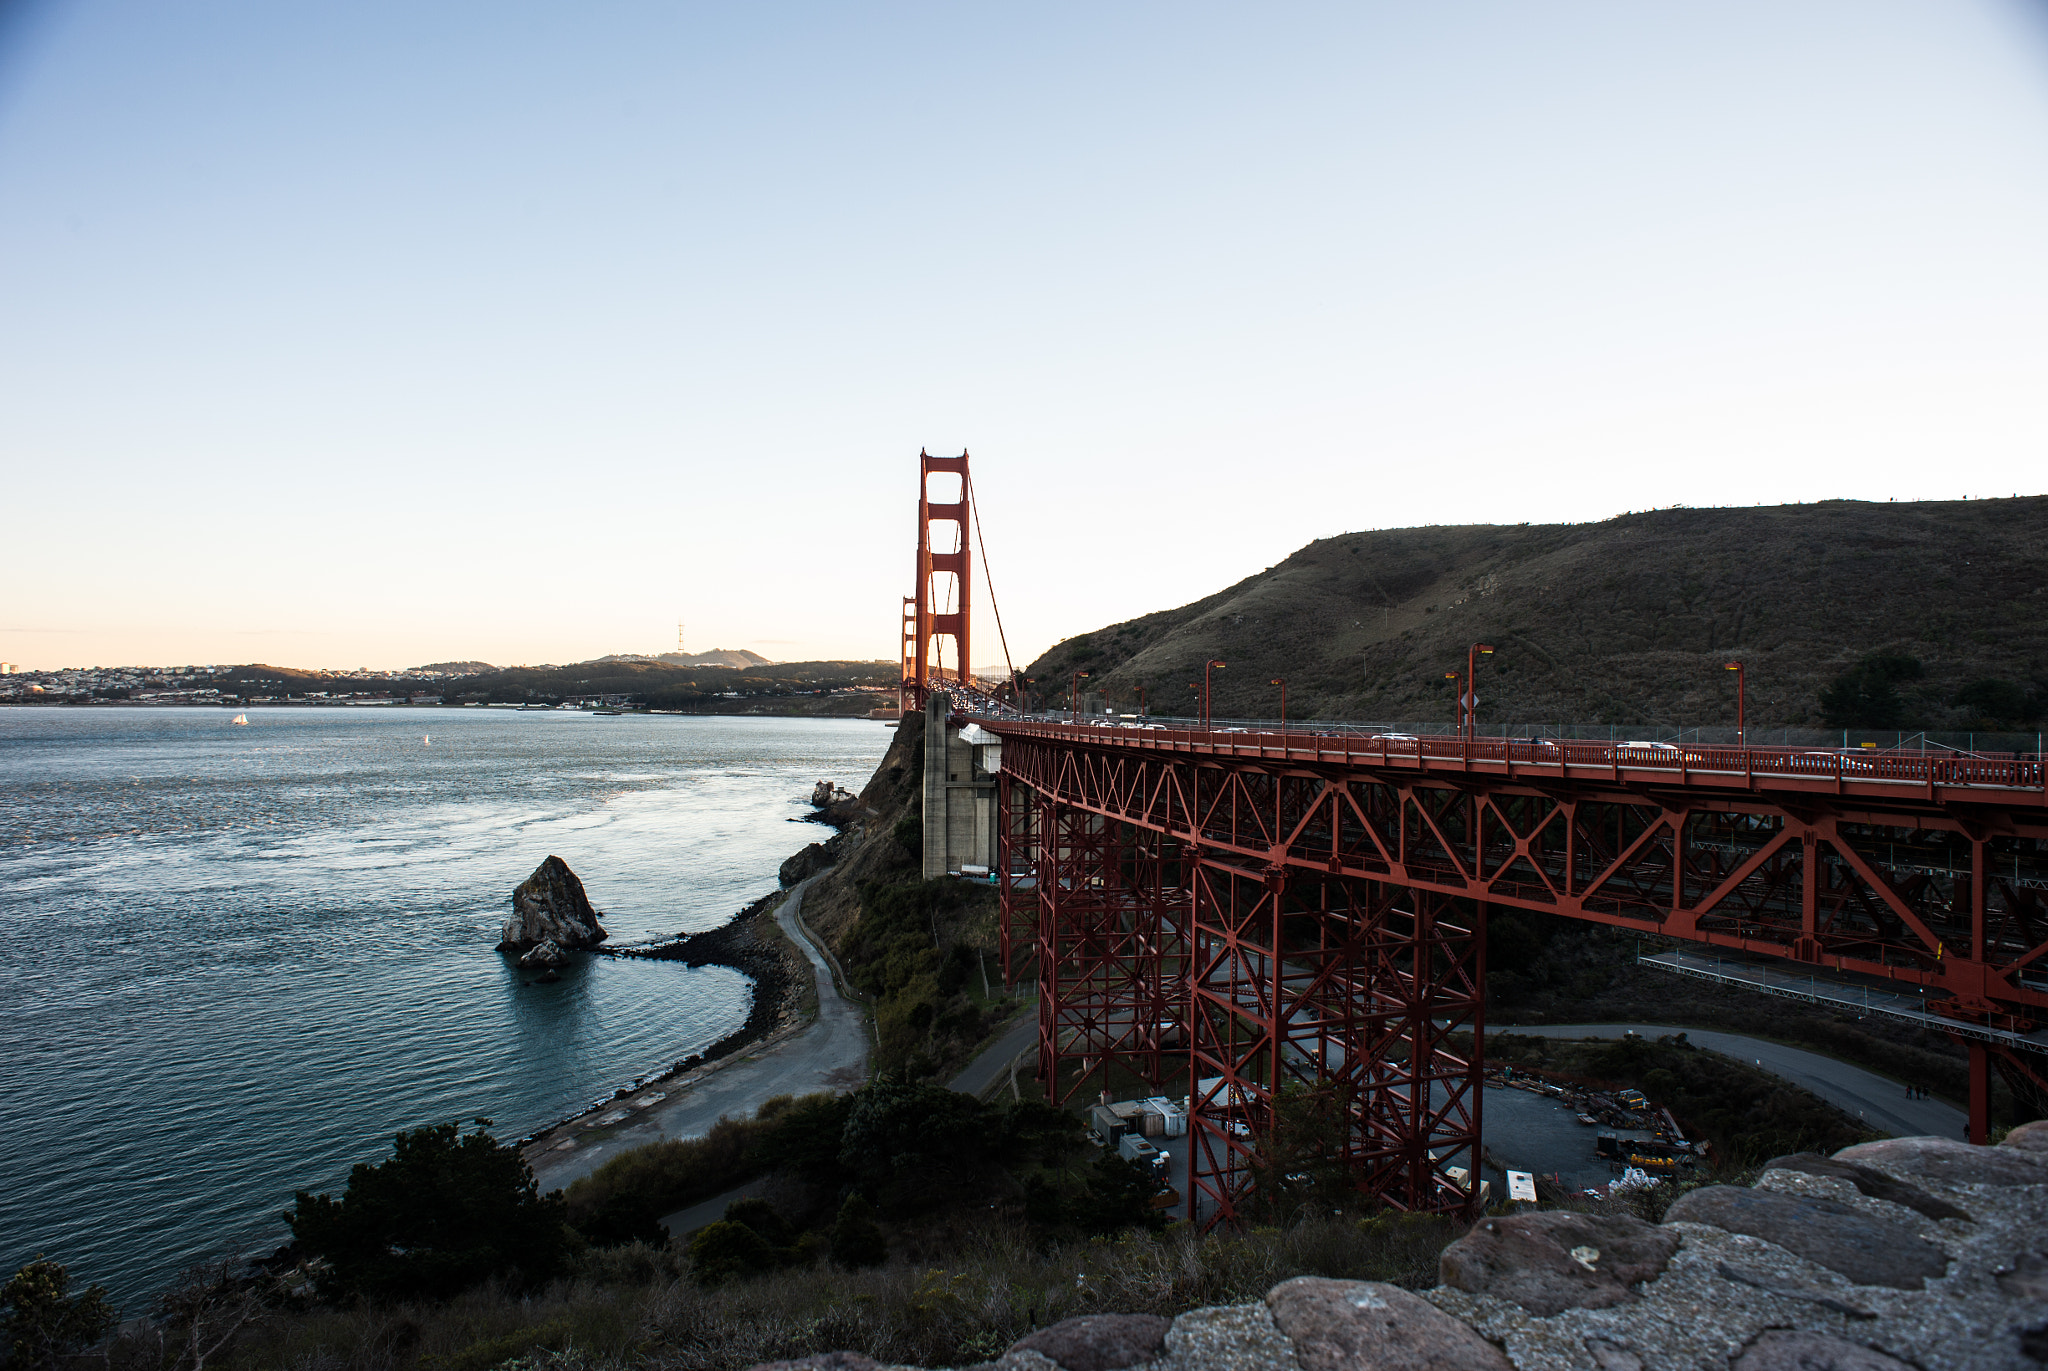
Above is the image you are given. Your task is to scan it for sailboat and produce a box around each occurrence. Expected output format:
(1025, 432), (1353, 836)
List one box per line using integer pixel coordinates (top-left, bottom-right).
(424, 734), (431, 745)
(230, 713), (249, 726)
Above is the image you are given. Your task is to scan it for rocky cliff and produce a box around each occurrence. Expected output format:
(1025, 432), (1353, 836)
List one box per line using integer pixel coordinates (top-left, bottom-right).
(498, 855), (609, 954)
(753, 1124), (2048, 1371)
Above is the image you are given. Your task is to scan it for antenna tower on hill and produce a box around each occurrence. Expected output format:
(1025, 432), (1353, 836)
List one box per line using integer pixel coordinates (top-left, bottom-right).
(676, 622), (685, 656)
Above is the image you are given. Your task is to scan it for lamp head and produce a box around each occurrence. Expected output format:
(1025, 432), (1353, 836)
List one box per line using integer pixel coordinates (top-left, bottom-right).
(1270, 678), (1283, 686)
(1477, 644), (1495, 655)
(1723, 662), (1742, 671)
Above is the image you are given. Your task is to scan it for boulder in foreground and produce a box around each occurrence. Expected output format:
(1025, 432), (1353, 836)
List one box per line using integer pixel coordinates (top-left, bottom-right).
(498, 855), (608, 952)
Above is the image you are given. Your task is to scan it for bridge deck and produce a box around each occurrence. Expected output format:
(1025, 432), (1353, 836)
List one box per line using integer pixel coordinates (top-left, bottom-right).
(982, 717), (2047, 810)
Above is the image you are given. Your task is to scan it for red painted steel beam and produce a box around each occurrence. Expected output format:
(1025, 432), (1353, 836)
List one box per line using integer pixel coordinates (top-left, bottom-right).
(907, 449), (973, 708)
(987, 722), (2048, 1034)
(989, 719), (2047, 1156)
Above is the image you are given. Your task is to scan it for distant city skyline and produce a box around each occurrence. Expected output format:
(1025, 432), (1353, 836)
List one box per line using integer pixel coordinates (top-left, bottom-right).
(5, 2), (2048, 671)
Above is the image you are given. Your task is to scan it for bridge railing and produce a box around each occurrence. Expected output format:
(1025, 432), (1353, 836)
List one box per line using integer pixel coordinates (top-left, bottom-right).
(979, 714), (2047, 796)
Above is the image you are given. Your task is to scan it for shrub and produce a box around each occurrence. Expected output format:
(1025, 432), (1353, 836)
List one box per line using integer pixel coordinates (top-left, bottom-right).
(563, 1114), (772, 1243)
(1818, 653), (1922, 729)
(2, 1258), (114, 1371)
(722, 1198), (793, 1248)
(1072, 1152), (1167, 1236)
(837, 1078), (994, 1212)
(286, 1121), (570, 1300)
(829, 1195), (887, 1269)
(891, 814), (921, 852)
(688, 1222), (780, 1286)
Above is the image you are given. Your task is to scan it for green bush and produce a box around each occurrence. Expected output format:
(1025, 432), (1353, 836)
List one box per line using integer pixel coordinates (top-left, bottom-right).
(688, 1222), (781, 1286)
(892, 813), (922, 852)
(837, 1078), (993, 1213)
(1072, 1152), (1167, 1236)
(563, 1113), (774, 1245)
(722, 1197), (793, 1248)
(2, 1258), (114, 1371)
(285, 1121), (570, 1300)
(829, 1195), (887, 1269)
(1818, 653), (1922, 729)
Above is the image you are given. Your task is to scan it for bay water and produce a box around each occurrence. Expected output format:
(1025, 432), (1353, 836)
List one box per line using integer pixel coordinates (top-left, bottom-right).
(0, 707), (890, 1308)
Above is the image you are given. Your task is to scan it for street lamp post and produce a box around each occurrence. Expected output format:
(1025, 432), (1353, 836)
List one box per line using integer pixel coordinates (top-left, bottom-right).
(1136, 685), (1147, 718)
(1724, 661), (1745, 746)
(1271, 678), (1286, 727)
(1445, 672), (1461, 731)
(1204, 660), (1226, 730)
(1071, 669), (1090, 724)
(1464, 644), (1495, 743)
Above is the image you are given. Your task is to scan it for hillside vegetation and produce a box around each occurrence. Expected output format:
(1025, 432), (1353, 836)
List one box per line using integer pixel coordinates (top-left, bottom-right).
(1023, 496), (2048, 732)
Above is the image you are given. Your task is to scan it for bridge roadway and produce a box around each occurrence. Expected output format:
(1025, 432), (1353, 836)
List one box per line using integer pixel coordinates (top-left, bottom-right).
(981, 714), (2048, 816)
(978, 708), (2047, 1164)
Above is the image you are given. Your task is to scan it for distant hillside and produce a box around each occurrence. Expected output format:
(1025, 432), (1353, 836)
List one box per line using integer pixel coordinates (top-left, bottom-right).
(656, 649), (773, 668)
(411, 660), (495, 674)
(453, 657), (897, 712)
(1021, 497), (2048, 732)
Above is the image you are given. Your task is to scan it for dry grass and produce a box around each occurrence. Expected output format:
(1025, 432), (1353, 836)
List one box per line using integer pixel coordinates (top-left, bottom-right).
(112, 1215), (1460, 1371)
(1025, 496), (2048, 731)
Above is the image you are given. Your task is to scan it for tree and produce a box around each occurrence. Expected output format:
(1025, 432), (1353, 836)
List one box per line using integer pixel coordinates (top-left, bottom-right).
(284, 1120), (569, 1300)
(836, 1078), (991, 1210)
(686, 1221), (779, 1286)
(828, 1193), (887, 1269)
(1818, 654), (1922, 730)
(721, 1197), (792, 1247)
(1246, 1081), (1358, 1222)
(2, 1258), (114, 1371)
(1954, 678), (2036, 726)
(1072, 1151), (1166, 1235)
(751, 1091), (855, 1189)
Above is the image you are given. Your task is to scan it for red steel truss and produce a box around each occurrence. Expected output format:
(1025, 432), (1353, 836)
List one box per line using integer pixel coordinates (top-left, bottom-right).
(1183, 860), (1484, 1224)
(905, 450), (972, 709)
(988, 718), (2048, 1207)
(997, 775), (1190, 1105)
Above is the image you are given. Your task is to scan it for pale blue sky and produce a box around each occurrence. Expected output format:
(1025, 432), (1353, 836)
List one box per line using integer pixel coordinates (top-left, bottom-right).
(4, 2), (2047, 671)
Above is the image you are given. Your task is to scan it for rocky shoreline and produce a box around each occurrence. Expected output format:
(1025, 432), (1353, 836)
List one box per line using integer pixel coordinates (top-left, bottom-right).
(512, 890), (812, 1152)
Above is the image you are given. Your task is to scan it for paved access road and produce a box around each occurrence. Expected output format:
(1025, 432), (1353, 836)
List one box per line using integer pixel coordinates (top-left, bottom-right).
(1496, 1022), (1966, 1141)
(532, 871), (870, 1193)
(949, 1003), (1038, 1098)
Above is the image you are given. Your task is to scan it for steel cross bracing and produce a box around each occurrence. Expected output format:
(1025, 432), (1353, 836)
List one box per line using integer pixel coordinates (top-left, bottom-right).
(997, 777), (1191, 1104)
(987, 718), (2048, 1206)
(1181, 863), (1484, 1224)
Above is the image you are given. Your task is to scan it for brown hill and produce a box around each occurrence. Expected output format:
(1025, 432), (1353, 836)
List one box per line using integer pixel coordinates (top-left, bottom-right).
(1020, 496), (2048, 734)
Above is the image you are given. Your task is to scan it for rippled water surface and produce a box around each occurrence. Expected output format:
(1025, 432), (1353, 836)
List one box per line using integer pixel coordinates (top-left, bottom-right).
(0, 707), (890, 1306)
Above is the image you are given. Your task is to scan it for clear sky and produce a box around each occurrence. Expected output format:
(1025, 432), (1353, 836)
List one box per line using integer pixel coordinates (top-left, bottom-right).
(4, 2), (2047, 672)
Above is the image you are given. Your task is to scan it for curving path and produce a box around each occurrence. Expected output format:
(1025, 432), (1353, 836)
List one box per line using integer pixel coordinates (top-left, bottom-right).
(1495, 1021), (1967, 1141)
(532, 870), (869, 1193)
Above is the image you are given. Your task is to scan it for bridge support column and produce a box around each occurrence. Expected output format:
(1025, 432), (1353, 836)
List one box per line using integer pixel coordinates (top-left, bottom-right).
(1032, 793), (1186, 1105)
(1185, 867), (1485, 1227)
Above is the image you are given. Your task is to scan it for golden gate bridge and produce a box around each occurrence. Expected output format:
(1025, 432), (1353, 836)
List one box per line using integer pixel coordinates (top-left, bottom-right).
(897, 449), (2048, 1226)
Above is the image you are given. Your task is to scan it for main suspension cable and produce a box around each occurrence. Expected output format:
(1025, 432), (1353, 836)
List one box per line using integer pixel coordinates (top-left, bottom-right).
(966, 470), (1017, 699)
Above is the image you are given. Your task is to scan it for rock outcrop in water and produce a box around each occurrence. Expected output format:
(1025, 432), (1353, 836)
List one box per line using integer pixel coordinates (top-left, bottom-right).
(518, 938), (569, 969)
(498, 855), (608, 953)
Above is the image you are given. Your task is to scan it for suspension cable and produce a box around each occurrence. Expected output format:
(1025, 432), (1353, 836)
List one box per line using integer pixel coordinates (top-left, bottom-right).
(966, 470), (1017, 699)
